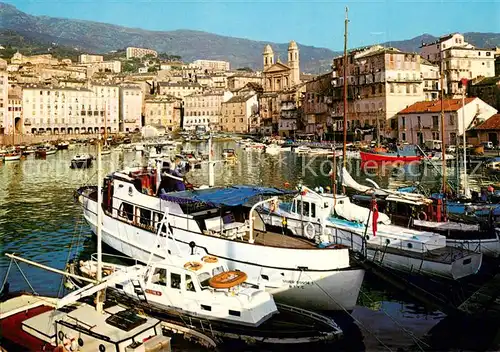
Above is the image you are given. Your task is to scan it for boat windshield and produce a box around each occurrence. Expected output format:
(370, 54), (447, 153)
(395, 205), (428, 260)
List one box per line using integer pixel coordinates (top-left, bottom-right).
(198, 272), (211, 289)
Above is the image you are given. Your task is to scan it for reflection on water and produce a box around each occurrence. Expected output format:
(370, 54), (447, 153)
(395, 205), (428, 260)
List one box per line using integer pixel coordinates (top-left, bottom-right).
(0, 141), (497, 350)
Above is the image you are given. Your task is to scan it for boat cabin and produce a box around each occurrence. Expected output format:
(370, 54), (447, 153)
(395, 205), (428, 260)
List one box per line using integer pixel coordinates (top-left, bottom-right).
(141, 255), (277, 327)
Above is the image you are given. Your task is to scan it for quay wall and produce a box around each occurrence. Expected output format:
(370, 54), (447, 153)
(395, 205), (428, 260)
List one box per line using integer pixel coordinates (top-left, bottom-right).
(1, 133), (102, 146)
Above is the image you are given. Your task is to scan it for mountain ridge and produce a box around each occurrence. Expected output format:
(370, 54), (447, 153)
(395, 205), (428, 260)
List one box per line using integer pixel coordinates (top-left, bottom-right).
(1, 3), (498, 73)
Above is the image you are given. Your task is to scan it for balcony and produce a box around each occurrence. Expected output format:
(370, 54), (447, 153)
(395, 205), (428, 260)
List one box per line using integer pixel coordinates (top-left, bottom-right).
(386, 76), (423, 83)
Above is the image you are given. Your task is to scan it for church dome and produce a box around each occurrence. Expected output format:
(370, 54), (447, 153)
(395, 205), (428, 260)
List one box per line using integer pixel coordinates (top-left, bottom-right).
(263, 44), (273, 54)
(288, 40), (298, 49)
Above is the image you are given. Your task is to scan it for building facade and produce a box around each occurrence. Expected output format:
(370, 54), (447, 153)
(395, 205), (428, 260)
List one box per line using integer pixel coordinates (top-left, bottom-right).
(227, 72), (262, 90)
(119, 85), (143, 132)
(144, 95), (182, 132)
(331, 45), (425, 139)
(191, 59), (230, 72)
(6, 95), (22, 135)
(79, 54), (104, 64)
(0, 71), (7, 134)
(22, 83), (120, 134)
(159, 81), (202, 98)
(220, 94), (258, 133)
(94, 60), (122, 74)
(420, 59), (440, 101)
(469, 114), (500, 145)
(468, 76), (500, 112)
(420, 33), (495, 96)
(262, 41), (300, 93)
(183, 91), (233, 131)
(396, 97), (497, 146)
(126, 47), (158, 59)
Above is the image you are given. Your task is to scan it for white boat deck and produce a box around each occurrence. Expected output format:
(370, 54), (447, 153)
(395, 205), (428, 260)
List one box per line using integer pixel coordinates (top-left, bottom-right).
(0, 294), (57, 319)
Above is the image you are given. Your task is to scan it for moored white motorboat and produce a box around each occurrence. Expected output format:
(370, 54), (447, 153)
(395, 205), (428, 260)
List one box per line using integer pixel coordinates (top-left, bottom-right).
(65, 253), (343, 344)
(70, 154), (93, 169)
(294, 145), (311, 154)
(4, 152), (22, 161)
(77, 169), (365, 311)
(265, 144), (281, 155)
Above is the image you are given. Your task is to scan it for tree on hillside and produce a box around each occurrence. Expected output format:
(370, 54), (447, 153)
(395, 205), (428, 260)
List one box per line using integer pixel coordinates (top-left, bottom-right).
(236, 67), (253, 72)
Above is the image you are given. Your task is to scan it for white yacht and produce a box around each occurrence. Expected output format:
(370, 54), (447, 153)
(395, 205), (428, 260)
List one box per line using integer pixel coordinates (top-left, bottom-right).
(261, 186), (483, 280)
(66, 253), (343, 344)
(77, 167), (365, 311)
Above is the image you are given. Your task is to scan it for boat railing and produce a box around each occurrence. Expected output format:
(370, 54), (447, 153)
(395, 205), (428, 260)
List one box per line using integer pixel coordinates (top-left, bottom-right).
(89, 252), (140, 266)
(276, 303), (341, 331)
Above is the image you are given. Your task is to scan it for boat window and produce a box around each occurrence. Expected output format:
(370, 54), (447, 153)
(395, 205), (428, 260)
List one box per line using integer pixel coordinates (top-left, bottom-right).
(139, 208), (152, 227)
(201, 304), (212, 311)
(291, 201), (296, 214)
(302, 202), (310, 217)
(120, 202), (134, 221)
(229, 310), (241, 317)
(185, 274), (196, 292)
(171, 272), (181, 289)
(198, 272), (211, 289)
(311, 203), (316, 218)
(152, 268), (166, 286)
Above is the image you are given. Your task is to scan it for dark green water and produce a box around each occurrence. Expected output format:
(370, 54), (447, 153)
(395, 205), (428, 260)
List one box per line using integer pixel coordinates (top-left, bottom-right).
(0, 141), (497, 351)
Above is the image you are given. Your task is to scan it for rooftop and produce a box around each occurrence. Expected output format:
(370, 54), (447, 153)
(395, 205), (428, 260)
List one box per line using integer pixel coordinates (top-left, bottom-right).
(224, 94), (254, 104)
(398, 98), (477, 114)
(471, 76), (500, 86)
(474, 114), (500, 130)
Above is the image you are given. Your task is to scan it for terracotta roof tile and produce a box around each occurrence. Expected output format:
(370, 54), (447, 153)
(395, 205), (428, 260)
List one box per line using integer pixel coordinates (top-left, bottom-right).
(474, 114), (500, 130)
(398, 98), (476, 114)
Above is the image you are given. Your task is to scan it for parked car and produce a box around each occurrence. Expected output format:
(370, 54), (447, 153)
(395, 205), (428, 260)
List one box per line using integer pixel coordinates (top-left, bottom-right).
(446, 145), (457, 153)
(482, 141), (494, 150)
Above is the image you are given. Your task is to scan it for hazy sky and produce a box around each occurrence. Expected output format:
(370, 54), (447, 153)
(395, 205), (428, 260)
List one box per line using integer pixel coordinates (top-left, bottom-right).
(5, 0), (499, 50)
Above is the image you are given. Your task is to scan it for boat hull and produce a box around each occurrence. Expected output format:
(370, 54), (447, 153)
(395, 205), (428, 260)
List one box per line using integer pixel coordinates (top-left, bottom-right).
(4, 154), (21, 161)
(81, 197), (364, 311)
(264, 213), (482, 280)
(70, 159), (92, 169)
(360, 151), (422, 162)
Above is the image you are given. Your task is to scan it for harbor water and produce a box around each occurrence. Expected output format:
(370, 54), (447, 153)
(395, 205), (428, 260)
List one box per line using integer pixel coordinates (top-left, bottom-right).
(1, 141), (500, 351)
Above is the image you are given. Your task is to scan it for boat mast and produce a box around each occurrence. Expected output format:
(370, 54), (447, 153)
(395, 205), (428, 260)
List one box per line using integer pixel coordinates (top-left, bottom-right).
(342, 6), (349, 170)
(440, 58), (446, 194)
(461, 79), (469, 197)
(208, 132), (214, 187)
(96, 118), (104, 313)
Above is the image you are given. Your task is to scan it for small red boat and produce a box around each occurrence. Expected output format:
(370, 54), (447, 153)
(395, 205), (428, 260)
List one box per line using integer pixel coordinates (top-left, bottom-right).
(360, 151), (423, 162)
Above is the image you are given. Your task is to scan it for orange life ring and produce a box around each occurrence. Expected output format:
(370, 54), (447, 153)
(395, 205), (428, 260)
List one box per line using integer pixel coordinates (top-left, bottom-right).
(417, 211), (427, 221)
(202, 255), (218, 263)
(184, 261), (203, 271)
(209, 271), (248, 289)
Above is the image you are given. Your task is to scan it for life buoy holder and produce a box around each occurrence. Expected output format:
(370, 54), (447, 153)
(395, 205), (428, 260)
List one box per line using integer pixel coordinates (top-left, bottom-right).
(304, 222), (316, 239)
(281, 217), (287, 226)
(184, 261), (203, 271)
(202, 255), (218, 263)
(209, 271), (248, 289)
(417, 211), (427, 221)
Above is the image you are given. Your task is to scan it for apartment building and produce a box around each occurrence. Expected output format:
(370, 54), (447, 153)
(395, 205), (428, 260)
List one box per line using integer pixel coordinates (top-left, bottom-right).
(0, 71), (7, 134)
(420, 33), (495, 96)
(10, 53), (59, 66)
(119, 85), (143, 132)
(159, 81), (203, 99)
(183, 90), (233, 131)
(220, 94), (258, 133)
(144, 95), (182, 131)
(191, 59), (230, 72)
(331, 45), (425, 139)
(227, 72), (262, 90)
(94, 60), (122, 74)
(468, 76), (500, 111)
(420, 59), (440, 101)
(302, 73), (333, 135)
(22, 83), (120, 134)
(6, 95), (22, 135)
(396, 97), (497, 145)
(126, 47), (158, 59)
(79, 54), (104, 64)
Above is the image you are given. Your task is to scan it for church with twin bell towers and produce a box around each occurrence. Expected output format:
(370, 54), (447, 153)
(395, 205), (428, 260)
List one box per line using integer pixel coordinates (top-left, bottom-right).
(262, 41), (300, 93)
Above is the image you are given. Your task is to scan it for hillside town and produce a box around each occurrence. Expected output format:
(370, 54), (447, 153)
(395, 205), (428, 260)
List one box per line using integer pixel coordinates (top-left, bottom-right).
(1, 32), (500, 146)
